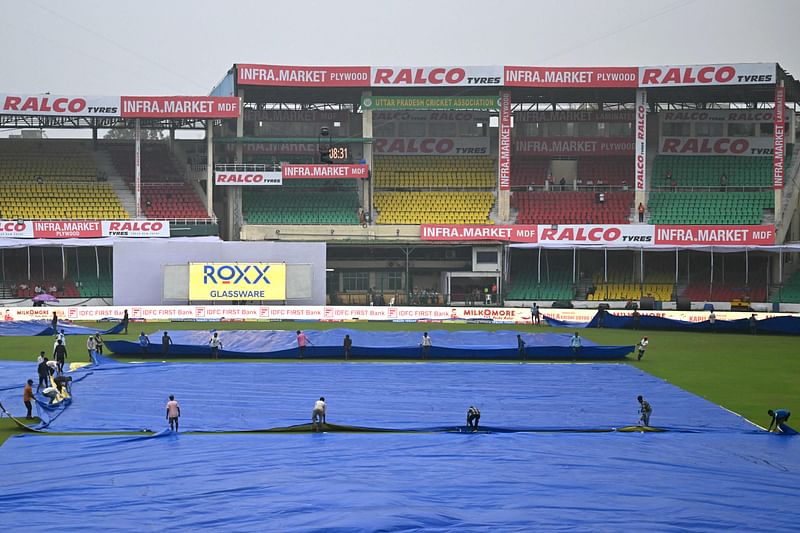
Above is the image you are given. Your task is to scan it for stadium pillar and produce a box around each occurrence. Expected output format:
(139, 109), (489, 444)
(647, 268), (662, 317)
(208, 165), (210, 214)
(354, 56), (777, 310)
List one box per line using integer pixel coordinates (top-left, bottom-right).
(497, 91), (511, 222)
(228, 89), (245, 240)
(206, 121), (214, 218)
(135, 119), (141, 219)
(361, 91), (373, 222)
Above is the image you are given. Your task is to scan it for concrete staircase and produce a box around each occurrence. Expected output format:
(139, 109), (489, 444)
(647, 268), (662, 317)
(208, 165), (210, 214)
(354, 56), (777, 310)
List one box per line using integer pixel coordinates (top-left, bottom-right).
(94, 149), (138, 219)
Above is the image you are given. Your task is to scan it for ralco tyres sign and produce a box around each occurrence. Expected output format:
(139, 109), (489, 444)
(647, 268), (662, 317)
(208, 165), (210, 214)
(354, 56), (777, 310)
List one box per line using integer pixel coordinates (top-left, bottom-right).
(0, 220), (171, 239)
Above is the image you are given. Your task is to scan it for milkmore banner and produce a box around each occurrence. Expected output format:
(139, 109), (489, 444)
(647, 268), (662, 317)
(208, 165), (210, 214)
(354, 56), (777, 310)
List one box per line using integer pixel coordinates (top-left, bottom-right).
(188, 262), (287, 301)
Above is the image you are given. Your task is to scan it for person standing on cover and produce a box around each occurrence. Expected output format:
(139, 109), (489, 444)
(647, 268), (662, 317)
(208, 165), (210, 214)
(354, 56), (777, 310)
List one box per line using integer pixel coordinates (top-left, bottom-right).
(162, 332), (173, 356)
(343, 334), (352, 360)
(631, 309), (641, 330)
(86, 335), (96, 358)
(121, 309), (129, 334)
(166, 394), (181, 432)
(296, 330), (310, 359)
(466, 406), (481, 431)
(708, 310), (716, 332)
(53, 339), (67, 374)
(23, 379), (34, 419)
(94, 333), (104, 355)
(209, 332), (222, 360)
(517, 334), (526, 361)
(637, 336), (649, 361)
(312, 397), (326, 431)
(420, 332), (432, 359)
(36, 357), (50, 392)
(50, 311), (58, 333)
(570, 332), (582, 356)
(749, 314), (757, 335)
(638, 395), (652, 427)
(531, 303), (540, 325)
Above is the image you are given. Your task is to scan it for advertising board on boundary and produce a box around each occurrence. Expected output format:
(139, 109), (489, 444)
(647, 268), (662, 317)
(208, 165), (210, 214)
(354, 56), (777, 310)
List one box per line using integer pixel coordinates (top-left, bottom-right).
(3, 306), (796, 325)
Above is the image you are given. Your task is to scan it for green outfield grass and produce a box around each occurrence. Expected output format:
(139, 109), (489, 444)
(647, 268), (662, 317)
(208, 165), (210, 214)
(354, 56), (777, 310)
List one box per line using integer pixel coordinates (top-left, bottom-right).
(1, 320), (798, 444)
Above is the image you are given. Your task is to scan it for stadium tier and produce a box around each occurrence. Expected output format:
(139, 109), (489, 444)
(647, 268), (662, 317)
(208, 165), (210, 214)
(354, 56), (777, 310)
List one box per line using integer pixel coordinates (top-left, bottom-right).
(372, 156), (495, 188)
(646, 191), (773, 225)
(513, 191), (633, 225)
(374, 191), (494, 225)
(0, 183), (128, 220)
(652, 155), (775, 188)
(243, 180), (360, 224)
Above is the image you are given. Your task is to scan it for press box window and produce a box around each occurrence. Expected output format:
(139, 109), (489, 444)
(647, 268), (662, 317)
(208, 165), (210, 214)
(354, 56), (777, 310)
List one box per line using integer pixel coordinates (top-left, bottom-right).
(342, 271), (369, 291)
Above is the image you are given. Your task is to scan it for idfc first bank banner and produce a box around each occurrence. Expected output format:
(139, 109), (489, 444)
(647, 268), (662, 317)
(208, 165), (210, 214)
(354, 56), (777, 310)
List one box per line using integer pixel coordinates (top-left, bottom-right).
(188, 263), (286, 301)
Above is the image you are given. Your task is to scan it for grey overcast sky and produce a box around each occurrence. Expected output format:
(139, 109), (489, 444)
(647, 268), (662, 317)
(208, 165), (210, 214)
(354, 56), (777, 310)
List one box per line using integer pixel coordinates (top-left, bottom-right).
(2, 0), (798, 95)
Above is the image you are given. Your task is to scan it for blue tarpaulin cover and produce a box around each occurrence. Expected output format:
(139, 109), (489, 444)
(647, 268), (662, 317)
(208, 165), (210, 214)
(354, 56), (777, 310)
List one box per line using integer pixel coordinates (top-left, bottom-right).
(1, 360), (798, 531)
(105, 328), (634, 360)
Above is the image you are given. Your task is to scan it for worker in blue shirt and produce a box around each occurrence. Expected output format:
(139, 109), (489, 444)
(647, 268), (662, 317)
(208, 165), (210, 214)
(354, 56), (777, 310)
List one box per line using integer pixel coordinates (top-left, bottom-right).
(767, 409), (791, 433)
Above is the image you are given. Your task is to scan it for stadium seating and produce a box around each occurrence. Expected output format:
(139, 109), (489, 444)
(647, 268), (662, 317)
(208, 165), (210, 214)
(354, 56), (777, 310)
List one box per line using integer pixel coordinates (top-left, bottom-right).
(374, 191), (494, 225)
(0, 183), (128, 220)
(106, 143), (182, 181)
(775, 270), (800, 303)
(577, 157), (634, 187)
(646, 191), (772, 225)
(243, 182), (360, 224)
(587, 271), (674, 301)
(141, 183), (209, 220)
(373, 156), (494, 188)
(513, 191), (633, 225)
(510, 158), (550, 187)
(0, 140), (98, 182)
(506, 270), (575, 301)
(652, 155), (774, 188)
(681, 282), (766, 303)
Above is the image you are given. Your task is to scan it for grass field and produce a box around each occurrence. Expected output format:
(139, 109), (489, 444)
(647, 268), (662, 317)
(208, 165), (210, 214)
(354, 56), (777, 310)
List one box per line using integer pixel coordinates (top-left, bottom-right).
(1, 320), (798, 445)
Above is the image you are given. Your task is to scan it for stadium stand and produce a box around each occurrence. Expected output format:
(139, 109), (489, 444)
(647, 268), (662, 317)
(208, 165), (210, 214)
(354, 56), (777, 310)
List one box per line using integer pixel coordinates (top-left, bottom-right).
(106, 143), (182, 182)
(646, 191), (773, 225)
(141, 183), (209, 220)
(243, 179), (360, 225)
(681, 281), (767, 303)
(652, 155), (774, 188)
(371, 156), (496, 224)
(513, 191), (633, 225)
(0, 140), (128, 220)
